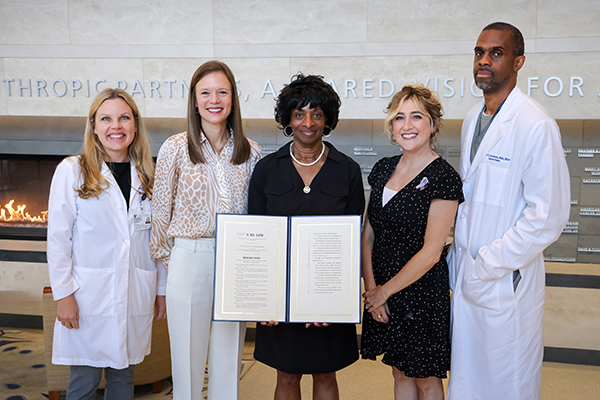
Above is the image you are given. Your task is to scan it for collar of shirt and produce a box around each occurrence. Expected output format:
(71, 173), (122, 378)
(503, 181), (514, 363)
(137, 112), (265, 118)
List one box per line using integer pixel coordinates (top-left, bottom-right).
(199, 129), (235, 162)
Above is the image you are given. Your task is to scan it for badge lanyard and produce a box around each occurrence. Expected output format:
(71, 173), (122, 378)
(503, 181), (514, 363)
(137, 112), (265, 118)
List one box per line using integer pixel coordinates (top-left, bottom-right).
(478, 97), (507, 132)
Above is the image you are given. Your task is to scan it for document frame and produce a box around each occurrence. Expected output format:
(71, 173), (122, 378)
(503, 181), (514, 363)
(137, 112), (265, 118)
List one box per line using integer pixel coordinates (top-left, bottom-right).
(213, 213), (362, 324)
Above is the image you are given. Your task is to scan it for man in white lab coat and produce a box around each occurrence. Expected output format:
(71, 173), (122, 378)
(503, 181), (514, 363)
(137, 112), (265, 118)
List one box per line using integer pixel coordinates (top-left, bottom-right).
(447, 22), (570, 400)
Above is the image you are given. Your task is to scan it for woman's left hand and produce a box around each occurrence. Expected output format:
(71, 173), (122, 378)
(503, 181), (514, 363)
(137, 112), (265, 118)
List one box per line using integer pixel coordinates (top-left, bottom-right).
(155, 295), (167, 320)
(369, 304), (389, 324)
(363, 285), (390, 310)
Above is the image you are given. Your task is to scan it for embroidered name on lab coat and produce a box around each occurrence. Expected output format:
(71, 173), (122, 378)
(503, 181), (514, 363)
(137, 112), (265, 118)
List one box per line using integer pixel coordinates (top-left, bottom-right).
(485, 153), (511, 163)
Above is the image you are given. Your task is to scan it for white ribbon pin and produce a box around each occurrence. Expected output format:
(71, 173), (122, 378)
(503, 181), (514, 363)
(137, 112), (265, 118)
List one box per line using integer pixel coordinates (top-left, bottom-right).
(416, 177), (429, 191)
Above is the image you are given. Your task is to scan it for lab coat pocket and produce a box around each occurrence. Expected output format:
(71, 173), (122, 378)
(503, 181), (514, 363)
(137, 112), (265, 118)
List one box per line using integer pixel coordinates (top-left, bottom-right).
(472, 164), (508, 207)
(461, 252), (501, 311)
(130, 267), (157, 317)
(72, 266), (115, 317)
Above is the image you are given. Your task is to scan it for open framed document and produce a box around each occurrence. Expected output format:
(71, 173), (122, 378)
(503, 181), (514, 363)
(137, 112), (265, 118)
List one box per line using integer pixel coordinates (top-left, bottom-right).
(213, 214), (362, 324)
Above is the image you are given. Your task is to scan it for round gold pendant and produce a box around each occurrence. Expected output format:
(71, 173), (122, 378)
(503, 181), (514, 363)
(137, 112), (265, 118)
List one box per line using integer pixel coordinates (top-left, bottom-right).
(303, 186), (311, 194)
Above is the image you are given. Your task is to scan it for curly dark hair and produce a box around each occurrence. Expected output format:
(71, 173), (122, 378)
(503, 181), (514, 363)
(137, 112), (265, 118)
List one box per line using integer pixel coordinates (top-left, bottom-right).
(275, 73), (341, 131)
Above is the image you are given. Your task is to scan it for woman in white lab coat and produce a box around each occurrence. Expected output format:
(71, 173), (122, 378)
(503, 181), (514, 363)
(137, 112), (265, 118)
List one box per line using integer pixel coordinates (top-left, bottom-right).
(47, 88), (167, 400)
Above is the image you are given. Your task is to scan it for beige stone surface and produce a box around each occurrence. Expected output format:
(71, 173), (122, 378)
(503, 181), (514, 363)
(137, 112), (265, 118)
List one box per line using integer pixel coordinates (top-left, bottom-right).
(0, 2), (599, 120)
(67, 0), (213, 45)
(3, 58), (144, 117)
(0, 0), (69, 45)
(0, 58), (6, 115)
(0, 261), (50, 315)
(143, 57), (291, 119)
(291, 55), (452, 120)
(141, 58), (210, 119)
(544, 286), (600, 350)
(367, 0), (537, 43)
(521, 53), (598, 120)
(219, 58), (292, 119)
(1, 53), (599, 119)
(213, 0), (367, 44)
(545, 262), (600, 276)
(537, 0), (600, 38)
(441, 55), (482, 118)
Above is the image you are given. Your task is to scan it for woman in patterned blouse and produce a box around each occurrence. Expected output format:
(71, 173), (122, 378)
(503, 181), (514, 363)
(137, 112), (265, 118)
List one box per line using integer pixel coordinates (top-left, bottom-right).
(150, 61), (261, 400)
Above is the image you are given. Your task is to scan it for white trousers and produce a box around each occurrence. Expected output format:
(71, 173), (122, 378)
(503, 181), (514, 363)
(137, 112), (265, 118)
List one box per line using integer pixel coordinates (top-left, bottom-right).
(166, 238), (246, 400)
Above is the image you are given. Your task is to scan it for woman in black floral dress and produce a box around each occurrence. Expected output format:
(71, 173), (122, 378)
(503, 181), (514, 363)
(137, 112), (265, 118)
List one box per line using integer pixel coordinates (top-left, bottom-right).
(361, 84), (463, 400)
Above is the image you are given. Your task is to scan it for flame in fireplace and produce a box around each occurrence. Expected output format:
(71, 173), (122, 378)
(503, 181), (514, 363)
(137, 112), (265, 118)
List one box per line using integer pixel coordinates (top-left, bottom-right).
(0, 200), (48, 224)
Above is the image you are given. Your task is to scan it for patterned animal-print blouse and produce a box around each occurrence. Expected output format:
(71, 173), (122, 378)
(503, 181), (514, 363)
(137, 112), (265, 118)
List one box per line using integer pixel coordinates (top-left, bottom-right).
(150, 132), (261, 267)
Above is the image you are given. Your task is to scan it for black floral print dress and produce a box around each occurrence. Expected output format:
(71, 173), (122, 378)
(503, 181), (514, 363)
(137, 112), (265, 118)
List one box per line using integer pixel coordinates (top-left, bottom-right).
(360, 155), (463, 379)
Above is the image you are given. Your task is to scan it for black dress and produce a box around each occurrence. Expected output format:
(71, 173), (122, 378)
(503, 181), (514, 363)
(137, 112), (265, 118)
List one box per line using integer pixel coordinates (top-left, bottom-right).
(360, 155), (463, 379)
(248, 141), (365, 374)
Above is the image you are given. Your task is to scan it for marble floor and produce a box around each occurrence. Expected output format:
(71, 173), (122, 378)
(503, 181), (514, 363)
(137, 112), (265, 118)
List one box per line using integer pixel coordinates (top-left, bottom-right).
(2, 327), (599, 400)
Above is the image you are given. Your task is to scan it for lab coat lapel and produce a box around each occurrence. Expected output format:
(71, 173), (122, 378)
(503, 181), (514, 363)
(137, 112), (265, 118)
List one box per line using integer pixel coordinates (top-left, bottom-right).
(129, 164), (141, 210)
(465, 87), (519, 181)
(466, 120), (504, 180)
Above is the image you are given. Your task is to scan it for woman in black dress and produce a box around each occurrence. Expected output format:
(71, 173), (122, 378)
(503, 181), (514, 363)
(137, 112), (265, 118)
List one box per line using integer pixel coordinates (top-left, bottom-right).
(361, 84), (463, 400)
(248, 74), (365, 400)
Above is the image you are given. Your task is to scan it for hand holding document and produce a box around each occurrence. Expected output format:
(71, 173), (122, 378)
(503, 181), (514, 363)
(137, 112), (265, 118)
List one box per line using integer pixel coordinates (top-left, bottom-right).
(213, 214), (361, 324)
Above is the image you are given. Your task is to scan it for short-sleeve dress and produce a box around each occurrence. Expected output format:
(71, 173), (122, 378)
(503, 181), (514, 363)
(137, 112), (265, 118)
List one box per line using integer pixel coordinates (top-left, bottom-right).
(248, 141), (365, 374)
(360, 155), (463, 379)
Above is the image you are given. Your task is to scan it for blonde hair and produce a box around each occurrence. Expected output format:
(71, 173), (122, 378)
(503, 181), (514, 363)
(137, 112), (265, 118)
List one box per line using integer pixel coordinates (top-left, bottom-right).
(384, 84), (443, 149)
(186, 60), (251, 165)
(77, 88), (154, 199)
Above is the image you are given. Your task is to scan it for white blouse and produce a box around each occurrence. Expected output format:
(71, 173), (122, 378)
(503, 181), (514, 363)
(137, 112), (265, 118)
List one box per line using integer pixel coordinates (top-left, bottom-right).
(382, 186), (398, 206)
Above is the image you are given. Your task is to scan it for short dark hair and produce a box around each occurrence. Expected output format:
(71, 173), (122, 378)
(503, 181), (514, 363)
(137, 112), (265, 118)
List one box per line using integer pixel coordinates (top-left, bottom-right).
(482, 22), (524, 57)
(275, 73), (341, 131)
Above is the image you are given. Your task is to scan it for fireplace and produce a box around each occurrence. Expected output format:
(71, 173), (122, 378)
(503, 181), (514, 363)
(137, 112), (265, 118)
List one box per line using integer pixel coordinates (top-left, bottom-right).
(0, 154), (63, 240)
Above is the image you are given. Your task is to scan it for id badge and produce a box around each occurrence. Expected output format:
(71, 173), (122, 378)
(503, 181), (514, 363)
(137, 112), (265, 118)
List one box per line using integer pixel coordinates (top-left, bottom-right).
(134, 213), (152, 231)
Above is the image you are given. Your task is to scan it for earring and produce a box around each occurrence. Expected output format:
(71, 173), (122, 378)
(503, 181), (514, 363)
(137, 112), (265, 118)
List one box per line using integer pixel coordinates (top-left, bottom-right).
(283, 126), (293, 137)
(322, 126), (332, 137)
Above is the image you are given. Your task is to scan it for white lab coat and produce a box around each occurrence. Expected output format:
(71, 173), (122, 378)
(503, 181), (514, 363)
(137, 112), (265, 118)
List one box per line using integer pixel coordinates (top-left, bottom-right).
(447, 87), (570, 400)
(47, 156), (163, 369)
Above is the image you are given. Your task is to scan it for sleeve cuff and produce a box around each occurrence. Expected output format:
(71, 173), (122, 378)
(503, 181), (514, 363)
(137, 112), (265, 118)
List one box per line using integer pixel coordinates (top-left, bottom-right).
(156, 259), (168, 296)
(51, 278), (80, 301)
